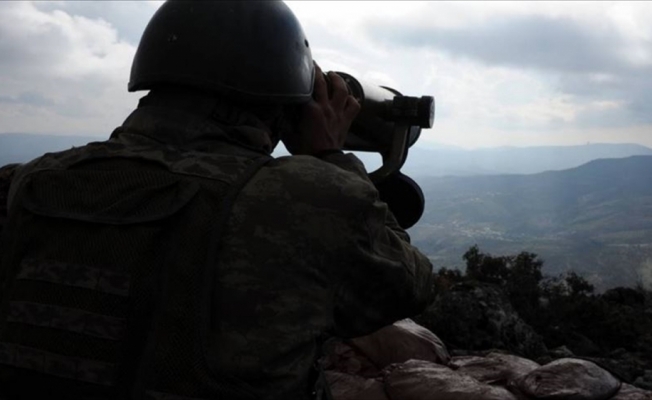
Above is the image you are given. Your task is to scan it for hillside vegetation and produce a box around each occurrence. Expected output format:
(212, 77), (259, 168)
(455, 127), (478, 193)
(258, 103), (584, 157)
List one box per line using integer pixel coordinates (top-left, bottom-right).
(411, 156), (652, 290)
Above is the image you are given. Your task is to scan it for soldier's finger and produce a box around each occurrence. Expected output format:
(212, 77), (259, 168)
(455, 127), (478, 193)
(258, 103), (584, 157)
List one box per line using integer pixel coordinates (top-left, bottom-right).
(313, 64), (328, 104)
(328, 72), (349, 108)
(343, 95), (361, 119)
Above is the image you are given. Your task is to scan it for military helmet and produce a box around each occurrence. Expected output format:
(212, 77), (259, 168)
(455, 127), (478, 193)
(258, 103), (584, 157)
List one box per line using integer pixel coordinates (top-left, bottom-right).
(129, 0), (315, 105)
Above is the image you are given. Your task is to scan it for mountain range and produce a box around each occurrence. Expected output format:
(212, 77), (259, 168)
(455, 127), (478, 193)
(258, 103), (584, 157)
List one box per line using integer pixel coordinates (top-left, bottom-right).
(360, 142), (652, 177)
(410, 155), (652, 290)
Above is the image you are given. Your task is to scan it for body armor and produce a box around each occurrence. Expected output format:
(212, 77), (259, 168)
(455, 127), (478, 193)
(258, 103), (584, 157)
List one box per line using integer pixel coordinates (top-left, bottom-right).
(0, 135), (271, 399)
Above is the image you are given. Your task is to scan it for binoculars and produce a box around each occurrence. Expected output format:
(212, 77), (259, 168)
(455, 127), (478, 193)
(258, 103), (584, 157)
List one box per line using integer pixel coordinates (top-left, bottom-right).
(334, 72), (435, 229)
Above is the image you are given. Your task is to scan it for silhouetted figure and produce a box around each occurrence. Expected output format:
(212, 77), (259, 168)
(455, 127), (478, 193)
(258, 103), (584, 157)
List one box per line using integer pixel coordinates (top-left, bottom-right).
(0, 2), (433, 399)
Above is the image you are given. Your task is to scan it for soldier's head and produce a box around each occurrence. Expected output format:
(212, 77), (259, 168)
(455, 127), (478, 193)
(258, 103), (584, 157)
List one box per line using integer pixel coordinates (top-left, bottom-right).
(128, 0), (315, 143)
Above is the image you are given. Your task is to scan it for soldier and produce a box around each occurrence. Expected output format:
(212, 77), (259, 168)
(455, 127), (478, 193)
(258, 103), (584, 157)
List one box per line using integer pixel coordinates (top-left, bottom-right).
(0, 1), (433, 399)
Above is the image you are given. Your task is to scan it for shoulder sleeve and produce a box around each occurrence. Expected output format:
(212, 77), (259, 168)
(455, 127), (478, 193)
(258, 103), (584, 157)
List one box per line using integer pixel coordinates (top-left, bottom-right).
(315, 152), (371, 182)
(318, 153), (435, 337)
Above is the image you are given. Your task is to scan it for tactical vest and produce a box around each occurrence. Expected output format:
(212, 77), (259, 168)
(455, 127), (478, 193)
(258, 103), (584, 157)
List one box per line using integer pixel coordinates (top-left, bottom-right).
(0, 136), (271, 400)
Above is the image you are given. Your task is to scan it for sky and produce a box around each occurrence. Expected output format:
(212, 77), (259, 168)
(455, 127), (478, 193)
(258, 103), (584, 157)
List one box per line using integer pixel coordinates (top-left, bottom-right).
(0, 1), (651, 149)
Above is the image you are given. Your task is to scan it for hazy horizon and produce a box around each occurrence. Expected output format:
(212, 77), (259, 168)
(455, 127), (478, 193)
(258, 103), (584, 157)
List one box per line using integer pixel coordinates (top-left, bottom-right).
(2, 131), (652, 153)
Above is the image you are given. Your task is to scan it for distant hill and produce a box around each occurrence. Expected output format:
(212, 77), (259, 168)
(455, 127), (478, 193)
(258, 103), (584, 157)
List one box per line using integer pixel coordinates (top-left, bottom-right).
(0, 133), (104, 165)
(410, 155), (652, 290)
(396, 143), (652, 177)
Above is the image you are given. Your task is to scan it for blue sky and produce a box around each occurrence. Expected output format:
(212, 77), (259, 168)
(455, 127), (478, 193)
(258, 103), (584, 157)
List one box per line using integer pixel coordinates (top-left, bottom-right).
(0, 1), (651, 149)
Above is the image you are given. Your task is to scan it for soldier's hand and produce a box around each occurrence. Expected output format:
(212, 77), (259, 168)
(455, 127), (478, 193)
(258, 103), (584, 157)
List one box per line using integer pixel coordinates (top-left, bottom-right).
(282, 63), (361, 156)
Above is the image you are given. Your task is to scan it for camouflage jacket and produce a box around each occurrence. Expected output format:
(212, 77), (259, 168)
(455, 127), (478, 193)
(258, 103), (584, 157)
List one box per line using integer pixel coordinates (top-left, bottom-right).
(2, 95), (434, 399)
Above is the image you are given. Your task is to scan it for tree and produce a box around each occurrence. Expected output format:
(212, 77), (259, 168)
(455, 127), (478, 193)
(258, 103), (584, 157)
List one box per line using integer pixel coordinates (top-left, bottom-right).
(565, 272), (594, 297)
(463, 245), (510, 285)
(462, 246), (545, 322)
(506, 252), (544, 321)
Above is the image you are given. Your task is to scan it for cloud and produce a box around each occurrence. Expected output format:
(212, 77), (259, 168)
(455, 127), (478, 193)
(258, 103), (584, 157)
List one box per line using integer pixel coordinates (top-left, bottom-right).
(32, 1), (161, 45)
(0, 1), (152, 136)
(285, 2), (650, 147)
(558, 68), (652, 125)
(362, 6), (652, 128)
(0, 92), (55, 107)
(1, 1), (651, 149)
(370, 15), (625, 74)
(0, 2), (137, 81)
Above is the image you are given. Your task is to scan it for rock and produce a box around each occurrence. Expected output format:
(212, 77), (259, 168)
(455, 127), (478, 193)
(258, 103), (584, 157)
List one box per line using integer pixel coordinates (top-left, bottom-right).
(537, 355), (554, 365)
(546, 327), (601, 357)
(416, 282), (548, 359)
(325, 371), (389, 400)
(582, 356), (645, 385)
(321, 338), (380, 378)
(550, 345), (575, 359)
(450, 352), (540, 385)
(566, 331), (602, 357)
(451, 349), (472, 357)
(384, 359), (517, 400)
(634, 370), (652, 391)
(515, 358), (621, 400)
(611, 348), (630, 358)
(611, 383), (652, 400)
(348, 319), (450, 369)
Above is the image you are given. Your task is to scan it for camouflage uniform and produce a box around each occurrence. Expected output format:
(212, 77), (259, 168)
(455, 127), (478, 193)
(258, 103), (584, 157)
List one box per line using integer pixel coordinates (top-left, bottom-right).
(0, 94), (433, 399)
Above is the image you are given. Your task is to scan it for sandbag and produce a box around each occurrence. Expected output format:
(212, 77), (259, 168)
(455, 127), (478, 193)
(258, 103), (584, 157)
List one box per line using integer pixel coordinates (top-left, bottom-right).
(610, 383), (652, 400)
(384, 359), (517, 400)
(451, 352), (540, 385)
(321, 338), (380, 377)
(325, 371), (389, 400)
(515, 358), (621, 400)
(349, 319), (450, 369)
